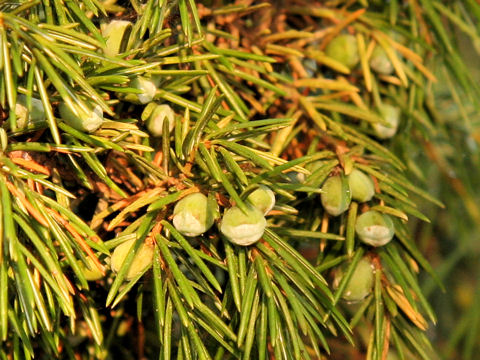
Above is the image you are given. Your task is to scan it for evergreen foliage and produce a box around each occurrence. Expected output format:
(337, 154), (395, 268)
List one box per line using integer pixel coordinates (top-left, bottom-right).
(0, 0), (478, 359)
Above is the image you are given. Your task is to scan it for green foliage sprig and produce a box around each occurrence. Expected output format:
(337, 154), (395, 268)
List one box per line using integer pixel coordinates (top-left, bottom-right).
(0, 0), (478, 359)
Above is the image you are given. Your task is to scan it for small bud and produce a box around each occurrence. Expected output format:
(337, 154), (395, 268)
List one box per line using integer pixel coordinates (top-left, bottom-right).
(246, 185), (275, 215)
(15, 95), (45, 128)
(77, 257), (104, 281)
(173, 193), (217, 237)
(110, 239), (154, 280)
(355, 210), (395, 247)
(145, 103), (175, 137)
(321, 174), (352, 216)
(348, 168), (375, 202)
(303, 58), (318, 78)
(220, 204), (267, 246)
(101, 20), (132, 57)
(325, 34), (359, 69)
(285, 171), (306, 184)
(373, 103), (400, 139)
(333, 257), (374, 302)
(369, 46), (394, 75)
(58, 102), (103, 133)
(130, 77), (157, 104)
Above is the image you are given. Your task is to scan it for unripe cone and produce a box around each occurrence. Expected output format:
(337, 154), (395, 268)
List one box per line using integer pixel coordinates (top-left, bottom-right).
(15, 95), (46, 128)
(58, 102), (103, 133)
(369, 46), (394, 75)
(220, 205), (267, 246)
(325, 34), (359, 69)
(77, 257), (104, 281)
(145, 103), (175, 137)
(373, 103), (400, 139)
(110, 239), (154, 280)
(246, 185), (275, 215)
(128, 77), (157, 104)
(348, 168), (375, 202)
(173, 193), (217, 237)
(101, 20), (132, 57)
(333, 257), (375, 302)
(321, 175), (352, 216)
(355, 210), (395, 247)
